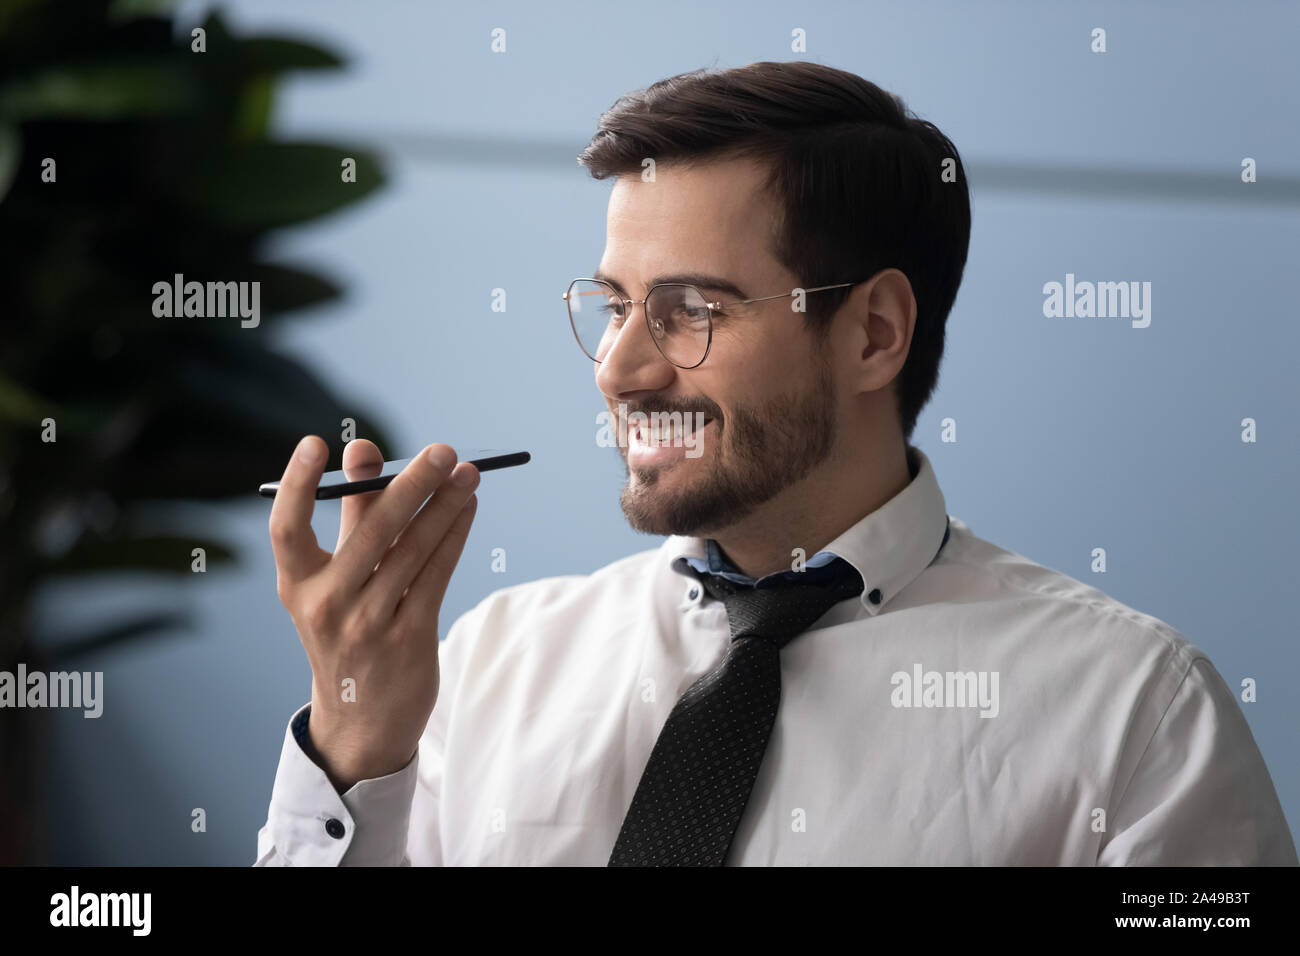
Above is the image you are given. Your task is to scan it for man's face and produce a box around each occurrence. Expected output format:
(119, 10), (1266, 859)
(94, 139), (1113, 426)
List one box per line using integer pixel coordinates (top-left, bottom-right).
(594, 156), (840, 537)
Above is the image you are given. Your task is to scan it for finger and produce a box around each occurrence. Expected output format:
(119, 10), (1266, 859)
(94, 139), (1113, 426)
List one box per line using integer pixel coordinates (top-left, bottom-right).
(394, 491), (477, 632)
(364, 461), (480, 614)
(268, 435), (331, 582)
(332, 442), (460, 590)
(337, 438), (386, 551)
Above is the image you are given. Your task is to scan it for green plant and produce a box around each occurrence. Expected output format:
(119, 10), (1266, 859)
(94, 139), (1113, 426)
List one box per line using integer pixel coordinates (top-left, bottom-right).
(0, 0), (393, 863)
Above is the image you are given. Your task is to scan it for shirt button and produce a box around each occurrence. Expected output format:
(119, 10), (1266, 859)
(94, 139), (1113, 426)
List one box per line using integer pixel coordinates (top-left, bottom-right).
(867, 588), (882, 605)
(324, 818), (345, 839)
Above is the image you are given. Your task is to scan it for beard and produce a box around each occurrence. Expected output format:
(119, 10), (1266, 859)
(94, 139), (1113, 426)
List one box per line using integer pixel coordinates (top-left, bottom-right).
(617, 346), (837, 537)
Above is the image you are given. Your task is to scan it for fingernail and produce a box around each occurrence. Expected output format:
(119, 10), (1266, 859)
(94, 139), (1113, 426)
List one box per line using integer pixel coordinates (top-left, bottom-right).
(297, 437), (324, 465)
(426, 445), (456, 469)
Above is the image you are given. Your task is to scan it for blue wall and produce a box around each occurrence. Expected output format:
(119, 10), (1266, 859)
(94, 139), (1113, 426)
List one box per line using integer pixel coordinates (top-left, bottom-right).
(34, 0), (1300, 863)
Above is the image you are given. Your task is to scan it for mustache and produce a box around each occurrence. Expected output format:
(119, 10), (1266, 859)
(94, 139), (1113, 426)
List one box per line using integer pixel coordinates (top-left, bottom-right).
(612, 399), (722, 421)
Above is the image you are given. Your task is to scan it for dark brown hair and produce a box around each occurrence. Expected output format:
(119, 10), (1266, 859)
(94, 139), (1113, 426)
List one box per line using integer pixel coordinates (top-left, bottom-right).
(577, 61), (971, 443)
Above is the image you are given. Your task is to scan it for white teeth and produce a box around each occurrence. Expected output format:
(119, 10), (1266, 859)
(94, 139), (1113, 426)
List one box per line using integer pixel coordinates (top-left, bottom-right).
(628, 415), (711, 445)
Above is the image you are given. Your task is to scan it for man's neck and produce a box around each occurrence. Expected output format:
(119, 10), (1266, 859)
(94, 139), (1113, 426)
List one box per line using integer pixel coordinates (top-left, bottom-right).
(710, 441), (913, 580)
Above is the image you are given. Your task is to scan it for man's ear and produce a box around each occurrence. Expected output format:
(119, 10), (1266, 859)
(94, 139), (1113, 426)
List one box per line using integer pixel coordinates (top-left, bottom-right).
(843, 268), (916, 394)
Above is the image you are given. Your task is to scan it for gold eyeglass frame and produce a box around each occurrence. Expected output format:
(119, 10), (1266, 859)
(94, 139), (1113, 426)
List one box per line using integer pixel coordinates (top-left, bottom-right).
(562, 278), (865, 369)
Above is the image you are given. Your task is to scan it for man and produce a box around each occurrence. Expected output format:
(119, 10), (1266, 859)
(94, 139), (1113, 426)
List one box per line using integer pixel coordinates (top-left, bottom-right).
(256, 61), (1295, 865)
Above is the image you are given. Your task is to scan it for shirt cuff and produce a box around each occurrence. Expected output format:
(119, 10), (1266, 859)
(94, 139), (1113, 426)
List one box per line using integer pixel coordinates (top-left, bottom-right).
(265, 702), (418, 866)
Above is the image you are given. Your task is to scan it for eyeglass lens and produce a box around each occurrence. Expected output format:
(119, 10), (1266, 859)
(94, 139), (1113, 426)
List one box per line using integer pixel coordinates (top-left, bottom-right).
(567, 279), (711, 367)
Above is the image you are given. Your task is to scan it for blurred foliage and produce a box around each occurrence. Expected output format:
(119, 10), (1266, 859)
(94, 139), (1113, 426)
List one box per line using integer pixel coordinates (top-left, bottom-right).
(0, 0), (394, 663)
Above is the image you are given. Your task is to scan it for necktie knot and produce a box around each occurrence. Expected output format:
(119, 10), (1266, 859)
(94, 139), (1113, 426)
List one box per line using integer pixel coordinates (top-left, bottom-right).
(689, 559), (865, 650)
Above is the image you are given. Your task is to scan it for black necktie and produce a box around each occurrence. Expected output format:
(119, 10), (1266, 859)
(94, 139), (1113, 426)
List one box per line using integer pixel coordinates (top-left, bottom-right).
(608, 558), (865, 866)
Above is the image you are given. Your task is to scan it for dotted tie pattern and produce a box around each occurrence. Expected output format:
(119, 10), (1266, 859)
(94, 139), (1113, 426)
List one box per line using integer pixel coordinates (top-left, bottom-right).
(608, 560), (865, 866)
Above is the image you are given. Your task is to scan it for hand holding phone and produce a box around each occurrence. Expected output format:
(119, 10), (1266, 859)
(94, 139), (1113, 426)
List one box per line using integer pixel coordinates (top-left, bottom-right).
(266, 437), (496, 793)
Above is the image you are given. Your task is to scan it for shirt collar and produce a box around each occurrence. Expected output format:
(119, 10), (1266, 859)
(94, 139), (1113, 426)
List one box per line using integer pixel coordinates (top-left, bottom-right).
(666, 444), (949, 615)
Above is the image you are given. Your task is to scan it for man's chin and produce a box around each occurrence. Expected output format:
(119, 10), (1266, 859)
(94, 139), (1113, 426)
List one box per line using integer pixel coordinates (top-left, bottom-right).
(620, 502), (708, 538)
(618, 477), (748, 538)
(615, 443), (742, 536)
(622, 454), (696, 502)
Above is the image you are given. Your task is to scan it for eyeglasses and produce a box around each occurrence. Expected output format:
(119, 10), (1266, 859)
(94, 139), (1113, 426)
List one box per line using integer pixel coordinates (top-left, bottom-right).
(562, 277), (864, 369)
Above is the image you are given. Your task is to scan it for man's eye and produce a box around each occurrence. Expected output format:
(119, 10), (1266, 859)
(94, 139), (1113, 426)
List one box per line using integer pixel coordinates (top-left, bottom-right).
(689, 310), (714, 326)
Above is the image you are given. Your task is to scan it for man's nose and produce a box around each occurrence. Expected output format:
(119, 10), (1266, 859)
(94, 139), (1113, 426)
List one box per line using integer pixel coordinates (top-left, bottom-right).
(595, 301), (675, 397)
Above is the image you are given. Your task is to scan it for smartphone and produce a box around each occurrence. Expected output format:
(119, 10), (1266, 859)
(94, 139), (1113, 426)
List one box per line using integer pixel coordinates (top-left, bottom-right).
(258, 449), (530, 499)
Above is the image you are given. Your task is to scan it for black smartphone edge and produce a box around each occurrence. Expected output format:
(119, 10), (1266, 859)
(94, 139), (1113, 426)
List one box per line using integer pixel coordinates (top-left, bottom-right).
(258, 450), (531, 499)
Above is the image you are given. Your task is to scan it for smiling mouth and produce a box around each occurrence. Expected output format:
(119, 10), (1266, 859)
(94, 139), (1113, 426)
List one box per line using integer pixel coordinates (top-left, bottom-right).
(627, 415), (715, 445)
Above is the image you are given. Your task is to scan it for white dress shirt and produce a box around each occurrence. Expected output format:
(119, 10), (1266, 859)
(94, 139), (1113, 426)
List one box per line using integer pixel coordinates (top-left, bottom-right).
(256, 445), (1296, 866)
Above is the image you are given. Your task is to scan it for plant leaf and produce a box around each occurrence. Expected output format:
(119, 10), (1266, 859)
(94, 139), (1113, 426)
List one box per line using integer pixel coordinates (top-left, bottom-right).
(0, 372), (52, 423)
(177, 142), (386, 229)
(44, 611), (191, 665)
(45, 532), (236, 575)
(0, 57), (199, 119)
(0, 124), (19, 203)
(236, 38), (344, 72)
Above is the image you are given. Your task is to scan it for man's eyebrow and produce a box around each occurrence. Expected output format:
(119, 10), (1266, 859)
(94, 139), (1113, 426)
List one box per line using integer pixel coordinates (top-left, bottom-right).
(591, 269), (749, 301)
